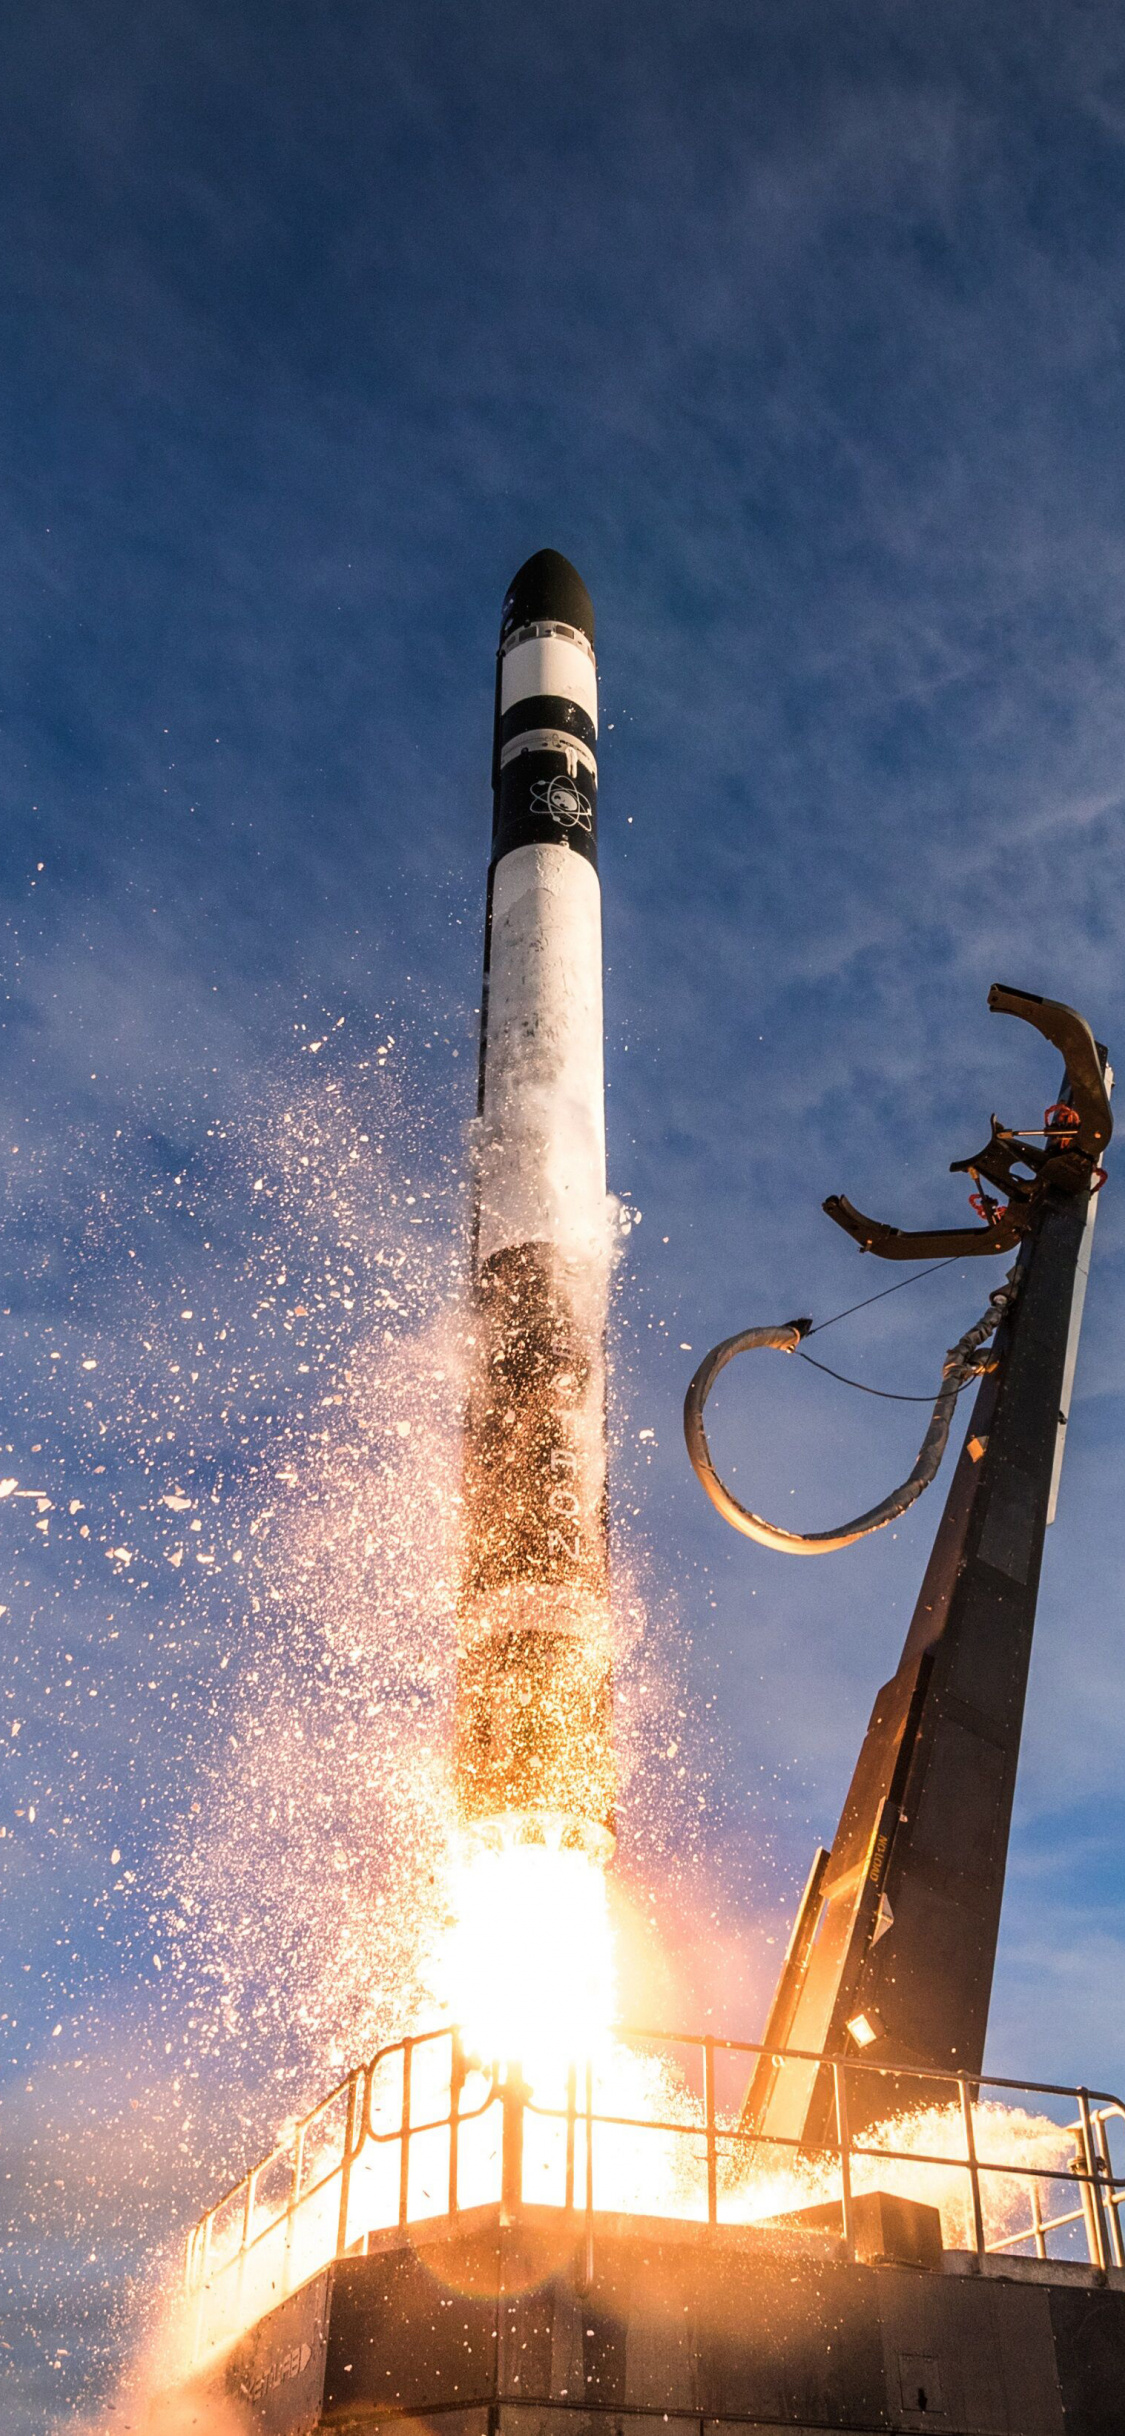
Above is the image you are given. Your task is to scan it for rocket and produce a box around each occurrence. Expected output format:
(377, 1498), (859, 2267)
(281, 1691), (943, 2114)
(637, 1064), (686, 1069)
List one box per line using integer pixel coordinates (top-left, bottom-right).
(456, 550), (614, 1865)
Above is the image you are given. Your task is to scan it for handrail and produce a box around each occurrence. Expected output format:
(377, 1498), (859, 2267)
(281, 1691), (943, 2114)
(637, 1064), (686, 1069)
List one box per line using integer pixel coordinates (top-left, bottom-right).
(191, 2026), (499, 2285)
(616, 2022), (1125, 2110)
(183, 2018), (1125, 2357)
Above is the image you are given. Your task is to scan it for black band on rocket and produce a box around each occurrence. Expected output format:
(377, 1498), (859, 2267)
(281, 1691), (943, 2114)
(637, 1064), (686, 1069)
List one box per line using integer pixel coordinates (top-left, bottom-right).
(492, 749), (598, 870)
(499, 695), (597, 754)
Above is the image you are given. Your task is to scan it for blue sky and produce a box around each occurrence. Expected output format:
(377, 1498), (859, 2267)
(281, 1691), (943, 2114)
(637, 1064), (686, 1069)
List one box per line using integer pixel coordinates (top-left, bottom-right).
(5, 2), (1125, 2422)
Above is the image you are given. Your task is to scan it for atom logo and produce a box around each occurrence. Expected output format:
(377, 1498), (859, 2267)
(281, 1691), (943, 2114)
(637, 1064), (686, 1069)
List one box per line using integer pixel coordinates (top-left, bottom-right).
(531, 774), (593, 833)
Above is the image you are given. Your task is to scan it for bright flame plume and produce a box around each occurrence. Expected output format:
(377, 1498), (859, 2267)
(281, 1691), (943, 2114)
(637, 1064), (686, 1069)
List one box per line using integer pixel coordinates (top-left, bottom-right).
(440, 1828), (616, 2086)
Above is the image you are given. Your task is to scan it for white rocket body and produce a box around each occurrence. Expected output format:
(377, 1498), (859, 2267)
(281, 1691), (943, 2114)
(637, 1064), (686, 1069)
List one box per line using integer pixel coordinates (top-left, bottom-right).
(476, 842), (606, 1276)
(457, 554), (613, 1858)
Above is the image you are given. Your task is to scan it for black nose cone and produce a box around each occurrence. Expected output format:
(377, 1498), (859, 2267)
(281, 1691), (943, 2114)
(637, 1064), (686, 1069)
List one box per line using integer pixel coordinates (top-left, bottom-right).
(500, 550), (594, 647)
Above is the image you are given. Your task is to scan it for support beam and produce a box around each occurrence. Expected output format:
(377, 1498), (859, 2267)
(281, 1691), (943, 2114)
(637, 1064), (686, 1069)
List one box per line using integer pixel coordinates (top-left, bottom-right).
(745, 1171), (1096, 2150)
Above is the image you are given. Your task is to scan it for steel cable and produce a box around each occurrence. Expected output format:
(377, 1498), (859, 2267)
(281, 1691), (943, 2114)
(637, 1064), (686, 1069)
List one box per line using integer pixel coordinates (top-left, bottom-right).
(803, 1255), (961, 1338)
(794, 1346), (973, 1402)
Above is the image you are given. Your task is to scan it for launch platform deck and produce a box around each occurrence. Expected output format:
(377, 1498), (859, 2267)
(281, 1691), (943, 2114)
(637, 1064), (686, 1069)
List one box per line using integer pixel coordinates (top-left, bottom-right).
(181, 2025), (1125, 2436)
(199, 2201), (1125, 2436)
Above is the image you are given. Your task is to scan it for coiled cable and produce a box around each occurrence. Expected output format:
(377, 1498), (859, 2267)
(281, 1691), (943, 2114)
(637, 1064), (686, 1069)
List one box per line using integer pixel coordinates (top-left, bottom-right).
(683, 1266), (1020, 1555)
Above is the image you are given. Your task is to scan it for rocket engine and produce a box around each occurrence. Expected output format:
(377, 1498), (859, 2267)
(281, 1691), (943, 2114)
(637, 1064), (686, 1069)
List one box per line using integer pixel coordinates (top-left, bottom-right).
(456, 550), (614, 1864)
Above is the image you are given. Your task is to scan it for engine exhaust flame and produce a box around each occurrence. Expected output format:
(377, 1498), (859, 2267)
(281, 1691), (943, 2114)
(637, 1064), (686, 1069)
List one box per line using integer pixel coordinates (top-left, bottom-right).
(441, 1827), (616, 2084)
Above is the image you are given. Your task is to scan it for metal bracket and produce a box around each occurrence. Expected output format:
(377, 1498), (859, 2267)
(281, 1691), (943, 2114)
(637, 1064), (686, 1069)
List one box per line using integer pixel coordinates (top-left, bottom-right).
(824, 986), (1111, 1261)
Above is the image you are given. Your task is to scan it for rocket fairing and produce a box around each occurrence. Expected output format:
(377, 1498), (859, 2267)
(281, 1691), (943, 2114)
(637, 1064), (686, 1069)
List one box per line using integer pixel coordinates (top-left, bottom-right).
(456, 551), (614, 1863)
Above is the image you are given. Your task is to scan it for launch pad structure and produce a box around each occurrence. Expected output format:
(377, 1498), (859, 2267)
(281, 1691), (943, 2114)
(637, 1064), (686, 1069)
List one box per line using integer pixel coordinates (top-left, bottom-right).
(175, 558), (1125, 2435)
(184, 2017), (1125, 2436)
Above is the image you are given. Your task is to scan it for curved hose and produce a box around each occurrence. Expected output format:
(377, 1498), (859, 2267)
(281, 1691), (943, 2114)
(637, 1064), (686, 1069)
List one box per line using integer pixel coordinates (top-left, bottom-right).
(683, 1269), (1020, 1555)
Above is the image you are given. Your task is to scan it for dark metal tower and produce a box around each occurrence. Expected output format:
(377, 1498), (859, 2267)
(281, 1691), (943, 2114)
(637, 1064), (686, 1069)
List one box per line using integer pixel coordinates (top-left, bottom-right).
(734, 989), (1111, 2146)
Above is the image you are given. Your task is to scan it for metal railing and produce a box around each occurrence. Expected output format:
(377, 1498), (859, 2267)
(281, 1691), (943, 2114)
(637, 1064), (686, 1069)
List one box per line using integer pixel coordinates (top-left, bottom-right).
(182, 2023), (1125, 2365)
